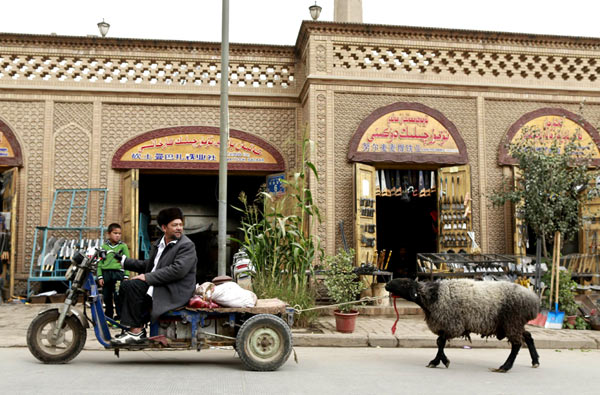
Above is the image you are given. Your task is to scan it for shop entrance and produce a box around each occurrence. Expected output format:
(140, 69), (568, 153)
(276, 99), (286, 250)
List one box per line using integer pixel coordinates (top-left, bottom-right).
(0, 167), (17, 300)
(354, 164), (472, 278)
(374, 169), (437, 277)
(136, 172), (266, 284)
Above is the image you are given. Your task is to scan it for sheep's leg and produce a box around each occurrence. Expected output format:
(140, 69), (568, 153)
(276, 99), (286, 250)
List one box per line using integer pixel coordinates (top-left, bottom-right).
(491, 342), (521, 373)
(523, 331), (540, 368)
(427, 333), (450, 368)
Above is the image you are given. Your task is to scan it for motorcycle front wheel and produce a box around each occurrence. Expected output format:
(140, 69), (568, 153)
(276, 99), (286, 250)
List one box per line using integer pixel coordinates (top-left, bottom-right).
(27, 309), (87, 364)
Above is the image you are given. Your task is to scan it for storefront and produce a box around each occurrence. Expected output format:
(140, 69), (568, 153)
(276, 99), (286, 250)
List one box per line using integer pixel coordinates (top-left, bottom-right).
(112, 126), (286, 283)
(2, 21), (600, 293)
(347, 103), (471, 276)
(498, 108), (600, 257)
(0, 119), (22, 298)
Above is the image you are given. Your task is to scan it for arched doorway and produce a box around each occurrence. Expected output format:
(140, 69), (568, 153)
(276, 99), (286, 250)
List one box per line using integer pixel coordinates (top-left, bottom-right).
(112, 126), (286, 282)
(498, 108), (600, 257)
(0, 118), (23, 299)
(348, 102), (470, 277)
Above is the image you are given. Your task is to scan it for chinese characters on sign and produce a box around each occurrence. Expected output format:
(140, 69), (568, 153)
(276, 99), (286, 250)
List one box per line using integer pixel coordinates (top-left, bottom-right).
(0, 132), (15, 158)
(357, 110), (459, 156)
(119, 134), (278, 165)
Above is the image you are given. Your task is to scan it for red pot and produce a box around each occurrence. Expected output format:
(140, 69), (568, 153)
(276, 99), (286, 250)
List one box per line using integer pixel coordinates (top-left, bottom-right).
(334, 310), (359, 333)
(566, 315), (577, 326)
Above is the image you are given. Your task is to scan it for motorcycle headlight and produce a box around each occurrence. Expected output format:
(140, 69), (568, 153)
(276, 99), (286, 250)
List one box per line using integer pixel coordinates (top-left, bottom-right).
(65, 262), (77, 281)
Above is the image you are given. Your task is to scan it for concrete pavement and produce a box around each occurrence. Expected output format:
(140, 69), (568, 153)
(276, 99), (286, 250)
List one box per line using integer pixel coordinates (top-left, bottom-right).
(1, 301), (600, 350)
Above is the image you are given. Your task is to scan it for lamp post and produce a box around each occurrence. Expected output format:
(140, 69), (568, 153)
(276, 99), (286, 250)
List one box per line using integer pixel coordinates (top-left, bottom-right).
(97, 19), (110, 37)
(309, 2), (322, 20)
(218, 0), (229, 276)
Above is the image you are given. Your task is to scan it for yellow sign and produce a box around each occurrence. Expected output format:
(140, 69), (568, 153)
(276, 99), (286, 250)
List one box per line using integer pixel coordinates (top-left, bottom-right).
(357, 110), (459, 155)
(119, 134), (278, 165)
(510, 116), (600, 158)
(0, 132), (15, 158)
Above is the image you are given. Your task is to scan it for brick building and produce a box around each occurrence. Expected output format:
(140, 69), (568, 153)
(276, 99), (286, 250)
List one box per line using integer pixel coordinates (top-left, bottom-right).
(1, 20), (600, 294)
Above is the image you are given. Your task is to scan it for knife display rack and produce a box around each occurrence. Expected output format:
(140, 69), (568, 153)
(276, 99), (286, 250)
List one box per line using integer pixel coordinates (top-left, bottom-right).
(27, 188), (108, 297)
(438, 166), (473, 252)
(416, 253), (543, 281)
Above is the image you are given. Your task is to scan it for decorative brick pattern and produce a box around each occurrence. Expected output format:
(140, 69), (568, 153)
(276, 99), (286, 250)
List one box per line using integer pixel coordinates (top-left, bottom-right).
(0, 53), (295, 91)
(54, 102), (93, 132)
(332, 43), (599, 83)
(334, 93), (478, 251)
(315, 93), (327, 246)
(100, 104), (297, 221)
(0, 100), (44, 274)
(51, 103), (93, 228)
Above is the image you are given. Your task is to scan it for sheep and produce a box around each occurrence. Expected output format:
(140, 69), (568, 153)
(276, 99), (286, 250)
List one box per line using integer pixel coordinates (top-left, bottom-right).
(385, 278), (540, 372)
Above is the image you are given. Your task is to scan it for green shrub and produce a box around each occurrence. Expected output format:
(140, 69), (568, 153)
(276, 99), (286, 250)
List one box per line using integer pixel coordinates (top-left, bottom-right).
(323, 249), (366, 313)
(541, 269), (578, 316)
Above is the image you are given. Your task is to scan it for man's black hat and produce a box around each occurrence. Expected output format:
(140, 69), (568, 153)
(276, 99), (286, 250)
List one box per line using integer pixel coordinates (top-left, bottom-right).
(157, 207), (184, 226)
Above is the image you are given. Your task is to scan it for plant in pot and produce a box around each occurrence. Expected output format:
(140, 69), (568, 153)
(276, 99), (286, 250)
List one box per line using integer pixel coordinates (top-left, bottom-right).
(323, 249), (366, 333)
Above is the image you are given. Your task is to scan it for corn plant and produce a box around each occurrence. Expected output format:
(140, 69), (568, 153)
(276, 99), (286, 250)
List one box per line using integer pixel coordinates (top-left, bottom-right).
(232, 132), (323, 325)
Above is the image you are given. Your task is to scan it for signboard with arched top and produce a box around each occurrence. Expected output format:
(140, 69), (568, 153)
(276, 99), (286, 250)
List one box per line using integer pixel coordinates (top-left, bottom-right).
(347, 102), (468, 165)
(0, 119), (23, 167)
(112, 126), (286, 172)
(498, 108), (600, 166)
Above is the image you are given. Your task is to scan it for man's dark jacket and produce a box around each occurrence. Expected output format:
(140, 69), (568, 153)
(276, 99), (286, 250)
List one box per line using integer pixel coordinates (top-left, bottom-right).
(123, 234), (197, 322)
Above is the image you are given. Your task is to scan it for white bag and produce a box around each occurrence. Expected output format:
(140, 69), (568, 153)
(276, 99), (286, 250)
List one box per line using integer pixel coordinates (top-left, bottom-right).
(211, 281), (257, 308)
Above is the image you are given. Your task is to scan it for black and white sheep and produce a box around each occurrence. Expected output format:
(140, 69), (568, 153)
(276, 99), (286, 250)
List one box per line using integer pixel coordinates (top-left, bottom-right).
(385, 278), (540, 372)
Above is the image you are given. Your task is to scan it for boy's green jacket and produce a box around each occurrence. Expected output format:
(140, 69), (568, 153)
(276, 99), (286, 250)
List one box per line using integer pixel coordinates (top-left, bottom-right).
(98, 241), (130, 279)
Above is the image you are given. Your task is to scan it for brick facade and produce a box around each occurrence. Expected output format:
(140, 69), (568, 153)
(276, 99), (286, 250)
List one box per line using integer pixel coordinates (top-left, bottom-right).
(1, 22), (600, 279)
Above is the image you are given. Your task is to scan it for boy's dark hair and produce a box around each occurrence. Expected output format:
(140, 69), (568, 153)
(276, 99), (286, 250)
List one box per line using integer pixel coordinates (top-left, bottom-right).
(107, 223), (122, 233)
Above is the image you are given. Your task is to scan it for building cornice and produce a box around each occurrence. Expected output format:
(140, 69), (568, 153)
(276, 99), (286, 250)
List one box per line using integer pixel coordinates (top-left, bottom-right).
(0, 32), (296, 58)
(296, 21), (600, 51)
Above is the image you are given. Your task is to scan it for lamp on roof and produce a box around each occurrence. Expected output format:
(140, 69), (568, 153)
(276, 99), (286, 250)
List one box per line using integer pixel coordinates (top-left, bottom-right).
(97, 19), (110, 37)
(309, 2), (322, 21)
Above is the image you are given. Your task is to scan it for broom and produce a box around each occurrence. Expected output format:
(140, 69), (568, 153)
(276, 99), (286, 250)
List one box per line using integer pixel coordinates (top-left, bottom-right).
(545, 232), (565, 329)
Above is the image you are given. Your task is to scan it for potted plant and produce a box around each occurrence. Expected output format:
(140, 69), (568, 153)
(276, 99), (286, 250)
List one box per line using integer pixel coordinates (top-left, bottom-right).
(323, 249), (366, 333)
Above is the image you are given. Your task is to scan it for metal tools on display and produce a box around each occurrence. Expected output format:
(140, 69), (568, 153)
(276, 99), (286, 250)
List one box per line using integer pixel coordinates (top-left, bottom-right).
(375, 169), (436, 199)
(438, 170), (472, 251)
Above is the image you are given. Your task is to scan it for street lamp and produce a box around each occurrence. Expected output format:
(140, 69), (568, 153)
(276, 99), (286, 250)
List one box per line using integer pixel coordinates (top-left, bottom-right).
(97, 19), (110, 37)
(309, 2), (322, 21)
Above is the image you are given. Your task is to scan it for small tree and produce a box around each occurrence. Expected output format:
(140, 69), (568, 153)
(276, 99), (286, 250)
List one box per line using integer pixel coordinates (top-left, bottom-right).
(491, 123), (599, 291)
(323, 249), (366, 313)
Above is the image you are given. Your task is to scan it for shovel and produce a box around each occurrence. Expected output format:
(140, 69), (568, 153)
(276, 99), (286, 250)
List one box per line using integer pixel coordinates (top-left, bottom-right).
(546, 232), (565, 329)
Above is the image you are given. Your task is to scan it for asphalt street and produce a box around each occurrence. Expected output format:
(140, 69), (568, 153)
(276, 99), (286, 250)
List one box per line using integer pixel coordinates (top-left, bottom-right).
(3, 347), (599, 394)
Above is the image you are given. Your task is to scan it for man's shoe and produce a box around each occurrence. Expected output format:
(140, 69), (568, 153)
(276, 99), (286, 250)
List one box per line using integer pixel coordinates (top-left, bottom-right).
(110, 330), (147, 346)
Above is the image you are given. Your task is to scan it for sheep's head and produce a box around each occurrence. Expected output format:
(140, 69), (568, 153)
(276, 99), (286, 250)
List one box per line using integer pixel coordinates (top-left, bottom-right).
(385, 278), (419, 302)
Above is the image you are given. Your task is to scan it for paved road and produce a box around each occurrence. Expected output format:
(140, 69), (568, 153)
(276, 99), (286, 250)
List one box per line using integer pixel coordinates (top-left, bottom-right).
(3, 347), (599, 394)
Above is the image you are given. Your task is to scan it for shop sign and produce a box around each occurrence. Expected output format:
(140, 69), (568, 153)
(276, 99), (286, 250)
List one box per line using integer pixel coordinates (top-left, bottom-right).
(112, 127), (285, 171)
(348, 103), (468, 165)
(0, 120), (22, 167)
(267, 173), (286, 196)
(499, 108), (600, 165)
(0, 132), (15, 157)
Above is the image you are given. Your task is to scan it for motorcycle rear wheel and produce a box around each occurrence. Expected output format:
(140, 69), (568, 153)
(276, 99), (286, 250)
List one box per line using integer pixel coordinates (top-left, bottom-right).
(27, 309), (86, 364)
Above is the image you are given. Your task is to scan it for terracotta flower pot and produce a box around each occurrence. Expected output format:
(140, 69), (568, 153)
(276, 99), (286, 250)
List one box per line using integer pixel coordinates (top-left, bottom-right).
(566, 315), (577, 326)
(334, 310), (359, 333)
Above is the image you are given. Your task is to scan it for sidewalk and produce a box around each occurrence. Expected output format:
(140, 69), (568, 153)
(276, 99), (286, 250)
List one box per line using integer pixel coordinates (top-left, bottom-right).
(2, 302), (600, 350)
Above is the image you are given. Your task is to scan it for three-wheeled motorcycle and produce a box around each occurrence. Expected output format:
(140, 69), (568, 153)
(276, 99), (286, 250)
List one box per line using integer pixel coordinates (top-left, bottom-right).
(26, 248), (294, 371)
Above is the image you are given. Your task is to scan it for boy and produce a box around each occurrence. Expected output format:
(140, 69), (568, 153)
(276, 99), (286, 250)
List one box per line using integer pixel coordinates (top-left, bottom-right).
(98, 223), (130, 322)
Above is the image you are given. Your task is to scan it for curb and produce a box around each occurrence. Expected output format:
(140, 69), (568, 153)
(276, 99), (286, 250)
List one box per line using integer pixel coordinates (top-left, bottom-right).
(291, 333), (600, 349)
